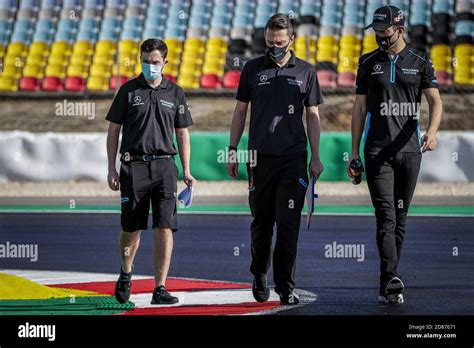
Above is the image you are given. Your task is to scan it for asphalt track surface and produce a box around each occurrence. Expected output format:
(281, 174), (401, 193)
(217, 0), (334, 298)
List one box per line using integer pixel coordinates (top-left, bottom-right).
(0, 213), (473, 315)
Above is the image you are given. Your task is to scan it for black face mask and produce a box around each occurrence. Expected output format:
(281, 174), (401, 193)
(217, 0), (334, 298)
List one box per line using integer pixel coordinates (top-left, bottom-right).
(375, 30), (400, 50)
(266, 40), (291, 61)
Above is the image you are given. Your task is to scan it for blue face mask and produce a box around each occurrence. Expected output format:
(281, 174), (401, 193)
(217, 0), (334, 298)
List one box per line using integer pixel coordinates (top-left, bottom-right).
(141, 62), (163, 80)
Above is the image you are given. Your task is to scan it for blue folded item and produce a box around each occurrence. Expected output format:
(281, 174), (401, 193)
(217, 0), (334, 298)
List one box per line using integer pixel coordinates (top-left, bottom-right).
(177, 185), (195, 208)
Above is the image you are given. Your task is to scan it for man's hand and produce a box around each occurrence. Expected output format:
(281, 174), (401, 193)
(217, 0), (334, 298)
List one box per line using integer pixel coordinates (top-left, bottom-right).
(226, 150), (239, 178)
(309, 156), (324, 181)
(184, 172), (197, 186)
(347, 154), (361, 179)
(107, 168), (120, 191)
(421, 132), (437, 152)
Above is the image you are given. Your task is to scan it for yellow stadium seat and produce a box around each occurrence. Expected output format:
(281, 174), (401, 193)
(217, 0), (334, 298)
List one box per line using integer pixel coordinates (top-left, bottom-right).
(70, 53), (92, 66)
(48, 53), (68, 66)
(185, 38), (205, 48)
(340, 35), (360, 45)
(134, 62), (142, 76)
(45, 64), (66, 78)
(90, 63), (112, 78)
(29, 42), (49, 56)
(4, 54), (24, 68)
(112, 63), (135, 78)
(202, 62), (224, 75)
(181, 53), (203, 65)
(204, 56), (226, 66)
(1, 64), (21, 79)
(454, 68), (472, 85)
(180, 64), (201, 76)
(318, 35), (337, 46)
(22, 64), (44, 78)
(454, 44), (472, 58)
(177, 75), (199, 89)
(87, 75), (109, 91)
(0, 44), (5, 58)
(93, 53), (114, 65)
(431, 44), (450, 58)
(119, 40), (139, 55)
(73, 41), (94, 56)
(96, 40), (117, 55)
(164, 39), (183, 53)
(6, 42), (27, 56)
(51, 41), (71, 56)
(67, 64), (89, 78)
(26, 54), (47, 67)
(0, 76), (18, 91)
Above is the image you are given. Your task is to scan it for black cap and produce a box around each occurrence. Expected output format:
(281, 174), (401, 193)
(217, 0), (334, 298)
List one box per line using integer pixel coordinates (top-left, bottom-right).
(364, 5), (405, 31)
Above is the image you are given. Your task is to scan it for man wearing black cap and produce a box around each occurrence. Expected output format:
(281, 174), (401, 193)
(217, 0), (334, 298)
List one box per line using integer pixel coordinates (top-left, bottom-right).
(227, 13), (324, 305)
(348, 6), (443, 304)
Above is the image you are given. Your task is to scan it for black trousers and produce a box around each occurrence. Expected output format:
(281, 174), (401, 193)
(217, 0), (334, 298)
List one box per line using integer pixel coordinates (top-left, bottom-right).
(247, 152), (308, 293)
(364, 151), (422, 286)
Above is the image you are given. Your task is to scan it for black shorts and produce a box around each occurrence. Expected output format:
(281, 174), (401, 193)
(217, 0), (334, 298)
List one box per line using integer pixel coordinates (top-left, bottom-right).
(119, 157), (178, 233)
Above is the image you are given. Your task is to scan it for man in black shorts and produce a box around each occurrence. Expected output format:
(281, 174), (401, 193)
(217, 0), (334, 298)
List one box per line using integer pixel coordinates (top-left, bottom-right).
(227, 14), (324, 305)
(348, 6), (443, 304)
(106, 38), (196, 305)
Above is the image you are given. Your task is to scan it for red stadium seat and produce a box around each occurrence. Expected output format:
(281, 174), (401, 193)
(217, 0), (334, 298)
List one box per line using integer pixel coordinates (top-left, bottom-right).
(200, 73), (222, 88)
(435, 70), (452, 87)
(222, 70), (241, 88)
(317, 70), (337, 89)
(337, 72), (356, 87)
(65, 77), (86, 91)
(164, 74), (177, 84)
(109, 75), (129, 90)
(42, 77), (63, 91)
(19, 77), (40, 91)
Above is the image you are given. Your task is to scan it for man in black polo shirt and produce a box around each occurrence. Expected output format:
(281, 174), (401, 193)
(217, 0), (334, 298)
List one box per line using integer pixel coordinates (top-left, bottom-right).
(227, 13), (324, 305)
(106, 38), (196, 305)
(348, 6), (443, 304)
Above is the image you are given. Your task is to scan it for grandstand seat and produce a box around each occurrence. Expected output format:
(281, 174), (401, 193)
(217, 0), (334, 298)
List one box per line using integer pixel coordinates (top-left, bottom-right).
(109, 75), (129, 89)
(64, 76), (86, 91)
(337, 72), (356, 87)
(19, 76), (40, 90)
(41, 76), (62, 91)
(222, 70), (240, 88)
(316, 70), (337, 89)
(0, 76), (18, 91)
(87, 75), (109, 91)
(200, 73), (222, 88)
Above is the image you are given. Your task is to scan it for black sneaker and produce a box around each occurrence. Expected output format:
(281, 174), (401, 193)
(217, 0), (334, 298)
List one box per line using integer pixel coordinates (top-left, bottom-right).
(379, 277), (404, 305)
(114, 266), (133, 304)
(252, 275), (270, 303)
(275, 288), (300, 305)
(151, 285), (179, 305)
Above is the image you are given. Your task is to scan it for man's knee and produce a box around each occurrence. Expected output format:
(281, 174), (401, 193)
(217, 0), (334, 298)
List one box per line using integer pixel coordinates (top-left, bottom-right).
(121, 229), (141, 242)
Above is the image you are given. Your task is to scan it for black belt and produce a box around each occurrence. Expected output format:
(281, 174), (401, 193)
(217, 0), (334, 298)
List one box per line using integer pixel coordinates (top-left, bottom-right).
(121, 154), (173, 162)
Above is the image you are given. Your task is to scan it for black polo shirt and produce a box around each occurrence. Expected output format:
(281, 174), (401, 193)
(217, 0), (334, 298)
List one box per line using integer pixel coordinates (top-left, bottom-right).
(356, 44), (438, 154)
(106, 73), (193, 156)
(236, 50), (323, 156)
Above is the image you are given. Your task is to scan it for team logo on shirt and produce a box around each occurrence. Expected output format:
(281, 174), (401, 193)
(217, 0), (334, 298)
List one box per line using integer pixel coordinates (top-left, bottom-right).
(371, 64), (384, 75)
(132, 95), (144, 106)
(160, 99), (175, 109)
(257, 74), (270, 86)
(402, 68), (419, 75)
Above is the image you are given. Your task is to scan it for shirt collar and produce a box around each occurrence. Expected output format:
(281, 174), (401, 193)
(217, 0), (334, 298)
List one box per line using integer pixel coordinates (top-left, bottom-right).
(397, 44), (411, 59)
(137, 73), (169, 89)
(264, 49), (296, 68)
